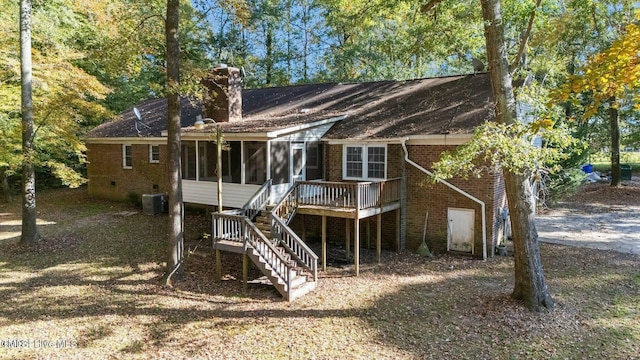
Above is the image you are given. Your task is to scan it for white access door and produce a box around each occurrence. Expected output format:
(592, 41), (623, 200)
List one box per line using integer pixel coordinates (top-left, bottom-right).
(291, 143), (305, 182)
(447, 208), (475, 253)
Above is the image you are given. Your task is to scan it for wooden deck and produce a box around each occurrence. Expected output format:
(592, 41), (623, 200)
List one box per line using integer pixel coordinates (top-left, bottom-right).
(292, 178), (403, 276)
(213, 178), (403, 279)
(214, 239), (244, 253)
(295, 178), (401, 217)
(297, 201), (400, 218)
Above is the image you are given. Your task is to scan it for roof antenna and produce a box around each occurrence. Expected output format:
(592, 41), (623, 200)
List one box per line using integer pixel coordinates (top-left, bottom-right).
(133, 107), (151, 136)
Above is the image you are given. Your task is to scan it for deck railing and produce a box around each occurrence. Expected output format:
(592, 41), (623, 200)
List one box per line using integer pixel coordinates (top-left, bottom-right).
(296, 177), (401, 210)
(211, 212), (292, 291)
(272, 215), (318, 281)
(269, 184), (318, 281)
(243, 219), (291, 291)
(240, 179), (271, 220)
(272, 184), (298, 225)
(211, 213), (245, 243)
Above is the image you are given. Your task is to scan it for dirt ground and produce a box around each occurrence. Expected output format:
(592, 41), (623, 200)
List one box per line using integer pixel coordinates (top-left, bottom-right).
(0, 186), (639, 359)
(536, 176), (640, 255)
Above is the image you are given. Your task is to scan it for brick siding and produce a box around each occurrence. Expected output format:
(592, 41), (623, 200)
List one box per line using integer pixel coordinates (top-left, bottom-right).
(324, 143), (503, 258)
(87, 143), (169, 201)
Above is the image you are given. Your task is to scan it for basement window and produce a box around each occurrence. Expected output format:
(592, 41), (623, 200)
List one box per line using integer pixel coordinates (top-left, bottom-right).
(122, 144), (132, 169)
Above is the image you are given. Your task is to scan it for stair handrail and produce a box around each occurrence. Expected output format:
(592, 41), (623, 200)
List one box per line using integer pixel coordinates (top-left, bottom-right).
(243, 218), (292, 293)
(240, 179), (272, 220)
(271, 183), (298, 225)
(270, 182), (319, 281)
(272, 215), (318, 281)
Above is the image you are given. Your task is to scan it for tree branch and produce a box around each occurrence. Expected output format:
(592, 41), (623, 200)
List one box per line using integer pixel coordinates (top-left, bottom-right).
(509, 0), (542, 74)
(136, 14), (165, 31)
(420, 0), (444, 14)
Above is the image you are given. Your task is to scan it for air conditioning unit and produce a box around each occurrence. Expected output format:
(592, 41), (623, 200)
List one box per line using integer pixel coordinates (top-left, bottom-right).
(142, 194), (166, 215)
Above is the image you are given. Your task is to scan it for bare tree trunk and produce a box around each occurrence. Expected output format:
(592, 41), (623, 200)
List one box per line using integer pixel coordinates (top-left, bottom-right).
(481, 0), (554, 311)
(505, 171), (554, 310)
(609, 99), (621, 187)
(20, 0), (39, 245)
(161, 0), (184, 285)
(266, 23), (273, 85)
(1, 168), (12, 203)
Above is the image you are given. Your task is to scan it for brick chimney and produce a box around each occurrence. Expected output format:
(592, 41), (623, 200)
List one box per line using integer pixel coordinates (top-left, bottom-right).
(202, 65), (242, 122)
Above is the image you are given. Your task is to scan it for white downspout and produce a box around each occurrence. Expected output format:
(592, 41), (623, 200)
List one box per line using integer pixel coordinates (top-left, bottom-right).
(401, 139), (487, 260)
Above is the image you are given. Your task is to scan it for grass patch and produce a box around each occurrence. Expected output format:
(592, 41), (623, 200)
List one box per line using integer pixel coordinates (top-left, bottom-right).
(589, 151), (640, 174)
(0, 188), (638, 359)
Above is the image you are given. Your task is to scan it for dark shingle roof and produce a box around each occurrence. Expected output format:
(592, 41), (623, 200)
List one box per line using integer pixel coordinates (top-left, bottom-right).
(86, 97), (203, 138)
(87, 73), (493, 139)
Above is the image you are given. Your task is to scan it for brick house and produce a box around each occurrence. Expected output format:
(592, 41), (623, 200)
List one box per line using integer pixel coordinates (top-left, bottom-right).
(86, 67), (508, 299)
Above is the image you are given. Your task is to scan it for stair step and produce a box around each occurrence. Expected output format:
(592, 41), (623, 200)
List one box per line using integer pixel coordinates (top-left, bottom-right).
(289, 280), (316, 301)
(290, 274), (307, 288)
(237, 205), (316, 301)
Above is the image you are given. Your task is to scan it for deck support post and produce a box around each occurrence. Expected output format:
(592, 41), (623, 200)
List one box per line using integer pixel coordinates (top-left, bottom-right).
(366, 218), (371, 249)
(322, 215), (327, 271)
(355, 185), (361, 276)
(243, 252), (249, 290)
(346, 218), (351, 259)
(301, 214), (306, 242)
(215, 248), (222, 282)
(377, 214), (382, 263)
(354, 217), (360, 276)
(396, 209), (401, 252)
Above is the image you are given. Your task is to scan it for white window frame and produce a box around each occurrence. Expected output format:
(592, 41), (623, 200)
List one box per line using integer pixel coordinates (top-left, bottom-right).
(342, 144), (387, 180)
(149, 145), (160, 163)
(123, 144), (132, 169)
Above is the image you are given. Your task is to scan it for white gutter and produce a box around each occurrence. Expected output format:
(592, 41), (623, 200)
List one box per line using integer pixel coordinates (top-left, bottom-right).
(401, 139), (487, 260)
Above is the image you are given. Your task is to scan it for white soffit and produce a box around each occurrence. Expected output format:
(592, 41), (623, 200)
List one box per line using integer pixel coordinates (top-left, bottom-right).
(84, 137), (166, 145)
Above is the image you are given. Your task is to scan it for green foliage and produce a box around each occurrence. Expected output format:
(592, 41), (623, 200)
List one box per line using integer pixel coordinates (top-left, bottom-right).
(432, 120), (585, 181)
(0, 0), (111, 189)
(542, 168), (586, 205)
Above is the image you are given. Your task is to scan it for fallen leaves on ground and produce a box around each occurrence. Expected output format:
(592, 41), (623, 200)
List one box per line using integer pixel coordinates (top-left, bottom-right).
(0, 187), (637, 359)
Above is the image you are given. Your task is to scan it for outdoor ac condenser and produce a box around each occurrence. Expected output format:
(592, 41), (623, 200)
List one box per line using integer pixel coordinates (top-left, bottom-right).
(142, 193), (165, 215)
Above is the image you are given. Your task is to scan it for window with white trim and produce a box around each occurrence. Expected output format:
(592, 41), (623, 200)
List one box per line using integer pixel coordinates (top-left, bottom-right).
(123, 144), (132, 169)
(343, 144), (386, 180)
(149, 145), (160, 163)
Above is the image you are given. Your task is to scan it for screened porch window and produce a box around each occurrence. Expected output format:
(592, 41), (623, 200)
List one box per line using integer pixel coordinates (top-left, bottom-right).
(244, 141), (267, 185)
(182, 140), (241, 183)
(181, 141), (196, 180)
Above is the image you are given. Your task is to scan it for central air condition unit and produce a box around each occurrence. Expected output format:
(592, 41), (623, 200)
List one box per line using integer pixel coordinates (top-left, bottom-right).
(142, 193), (166, 215)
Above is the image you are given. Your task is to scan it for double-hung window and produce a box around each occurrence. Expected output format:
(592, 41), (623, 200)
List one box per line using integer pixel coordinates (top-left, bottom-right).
(343, 144), (386, 180)
(149, 145), (160, 163)
(123, 144), (132, 169)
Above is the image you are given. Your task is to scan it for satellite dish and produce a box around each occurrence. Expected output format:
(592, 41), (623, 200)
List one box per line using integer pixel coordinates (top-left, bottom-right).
(133, 107), (141, 121)
(472, 57), (485, 72)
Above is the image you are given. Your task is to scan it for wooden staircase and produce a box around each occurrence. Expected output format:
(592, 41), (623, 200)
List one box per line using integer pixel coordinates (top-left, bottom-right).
(245, 240), (316, 301)
(212, 181), (318, 301)
(253, 209), (272, 240)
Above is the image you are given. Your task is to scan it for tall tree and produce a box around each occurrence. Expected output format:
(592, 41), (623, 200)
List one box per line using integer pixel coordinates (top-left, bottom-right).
(2, 0), (111, 201)
(553, 15), (640, 187)
(162, 0), (184, 285)
(481, 0), (554, 311)
(19, 0), (38, 244)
